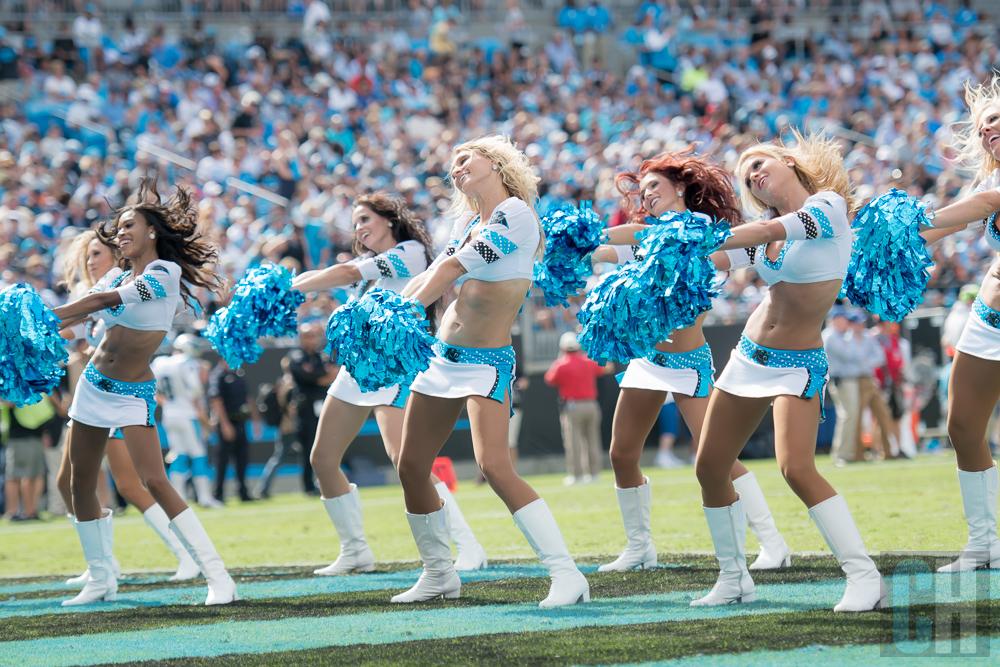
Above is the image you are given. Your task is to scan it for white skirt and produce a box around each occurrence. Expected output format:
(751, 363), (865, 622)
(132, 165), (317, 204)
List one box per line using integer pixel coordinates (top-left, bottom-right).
(410, 355), (503, 401)
(955, 304), (1000, 362)
(618, 358), (709, 398)
(715, 348), (818, 401)
(327, 369), (408, 408)
(69, 365), (157, 429)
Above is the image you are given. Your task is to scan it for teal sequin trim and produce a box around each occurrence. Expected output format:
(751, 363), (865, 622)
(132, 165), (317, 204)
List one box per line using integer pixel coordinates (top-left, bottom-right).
(973, 297), (1000, 330)
(646, 343), (715, 397)
(84, 363), (157, 426)
(481, 228), (518, 255)
(761, 242), (793, 271)
(433, 341), (516, 404)
(143, 274), (167, 298)
(737, 336), (829, 419)
(806, 206), (834, 238)
(105, 271), (130, 316)
(386, 252), (411, 278)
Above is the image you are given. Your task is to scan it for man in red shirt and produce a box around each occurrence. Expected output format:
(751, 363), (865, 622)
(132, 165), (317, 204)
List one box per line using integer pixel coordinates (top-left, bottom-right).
(544, 332), (607, 485)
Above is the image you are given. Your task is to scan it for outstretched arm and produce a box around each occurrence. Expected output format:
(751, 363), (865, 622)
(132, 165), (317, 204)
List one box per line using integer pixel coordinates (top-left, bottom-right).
(930, 189), (1000, 229)
(718, 219), (788, 251)
(604, 223), (649, 245)
(403, 257), (466, 307)
(292, 263), (362, 293)
(53, 292), (121, 330)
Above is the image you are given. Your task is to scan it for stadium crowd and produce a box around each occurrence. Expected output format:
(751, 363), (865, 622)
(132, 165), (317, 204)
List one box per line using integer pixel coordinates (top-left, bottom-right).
(0, 0), (996, 330)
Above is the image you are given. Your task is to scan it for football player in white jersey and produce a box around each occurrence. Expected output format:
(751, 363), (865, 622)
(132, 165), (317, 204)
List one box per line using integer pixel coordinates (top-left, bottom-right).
(153, 334), (222, 508)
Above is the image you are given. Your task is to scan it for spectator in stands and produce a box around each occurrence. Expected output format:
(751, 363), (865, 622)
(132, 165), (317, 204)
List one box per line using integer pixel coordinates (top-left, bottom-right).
(581, 1), (612, 67)
(544, 332), (606, 485)
(208, 360), (253, 503)
(544, 30), (578, 74)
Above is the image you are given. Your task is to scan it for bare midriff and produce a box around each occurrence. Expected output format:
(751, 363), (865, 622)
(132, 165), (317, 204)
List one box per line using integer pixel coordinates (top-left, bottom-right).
(436, 277), (531, 348)
(91, 326), (166, 382)
(653, 312), (709, 353)
(743, 279), (843, 350)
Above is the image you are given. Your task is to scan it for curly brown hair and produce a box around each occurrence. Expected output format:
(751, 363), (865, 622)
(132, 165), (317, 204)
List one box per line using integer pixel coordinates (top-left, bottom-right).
(352, 192), (438, 326)
(615, 149), (744, 226)
(98, 178), (223, 307)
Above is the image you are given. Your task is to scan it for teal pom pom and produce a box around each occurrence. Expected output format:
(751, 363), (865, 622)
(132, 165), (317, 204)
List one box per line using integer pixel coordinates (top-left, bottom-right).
(325, 288), (434, 392)
(578, 211), (730, 364)
(532, 202), (607, 306)
(203, 264), (305, 369)
(0, 284), (68, 406)
(841, 189), (934, 322)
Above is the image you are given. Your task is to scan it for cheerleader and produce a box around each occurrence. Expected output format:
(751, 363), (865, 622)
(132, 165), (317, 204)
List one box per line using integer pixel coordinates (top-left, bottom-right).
(591, 151), (790, 572)
(53, 181), (236, 606)
(917, 78), (1000, 571)
(57, 230), (200, 587)
(691, 133), (885, 612)
(292, 193), (487, 575)
(393, 136), (589, 607)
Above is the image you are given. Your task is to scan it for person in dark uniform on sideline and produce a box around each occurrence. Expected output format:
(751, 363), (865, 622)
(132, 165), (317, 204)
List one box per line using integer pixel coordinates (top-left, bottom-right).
(208, 359), (253, 503)
(285, 321), (337, 496)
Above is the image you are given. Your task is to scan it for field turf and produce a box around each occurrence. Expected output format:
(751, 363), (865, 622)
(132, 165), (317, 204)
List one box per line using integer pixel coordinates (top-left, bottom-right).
(2, 455), (997, 665)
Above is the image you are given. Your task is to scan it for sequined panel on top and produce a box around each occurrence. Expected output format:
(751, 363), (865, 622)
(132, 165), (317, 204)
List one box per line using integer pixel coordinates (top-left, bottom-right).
(83, 363), (157, 426)
(973, 297), (1000, 330)
(104, 271), (131, 316)
(386, 252), (412, 277)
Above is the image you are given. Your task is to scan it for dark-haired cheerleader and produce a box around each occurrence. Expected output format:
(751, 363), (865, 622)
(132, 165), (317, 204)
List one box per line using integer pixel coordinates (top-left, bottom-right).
(592, 151), (790, 574)
(293, 192), (487, 576)
(54, 181), (236, 606)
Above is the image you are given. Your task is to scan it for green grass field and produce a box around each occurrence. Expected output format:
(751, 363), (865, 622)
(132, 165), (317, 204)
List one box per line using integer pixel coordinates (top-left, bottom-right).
(2, 454), (998, 666)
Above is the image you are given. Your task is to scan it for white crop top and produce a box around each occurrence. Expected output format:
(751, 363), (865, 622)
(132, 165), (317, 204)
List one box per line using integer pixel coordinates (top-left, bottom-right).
(973, 170), (1000, 252)
(90, 259), (183, 333)
(348, 240), (428, 294)
(723, 191), (852, 285)
(430, 196), (541, 286)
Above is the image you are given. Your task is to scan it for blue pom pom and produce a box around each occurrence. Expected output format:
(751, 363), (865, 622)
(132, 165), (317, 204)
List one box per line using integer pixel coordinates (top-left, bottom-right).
(577, 211), (730, 364)
(532, 202), (607, 307)
(325, 288), (435, 392)
(841, 188), (934, 322)
(203, 264), (305, 369)
(0, 284), (68, 406)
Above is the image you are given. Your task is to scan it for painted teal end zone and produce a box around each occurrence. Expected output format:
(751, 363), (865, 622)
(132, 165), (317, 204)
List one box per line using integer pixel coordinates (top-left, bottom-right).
(4, 573), (999, 667)
(641, 636), (1000, 666)
(0, 564), (584, 619)
(0, 581), (847, 667)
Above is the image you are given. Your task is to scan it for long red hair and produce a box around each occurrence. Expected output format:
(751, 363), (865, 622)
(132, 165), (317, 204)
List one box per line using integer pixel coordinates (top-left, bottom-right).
(615, 149), (743, 226)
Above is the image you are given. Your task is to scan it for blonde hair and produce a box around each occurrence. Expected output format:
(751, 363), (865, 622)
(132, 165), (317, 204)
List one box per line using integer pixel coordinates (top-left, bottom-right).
(447, 134), (543, 255)
(60, 229), (112, 290)
(953, 74), (1000, 184)
(736, 129), (857, 217)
